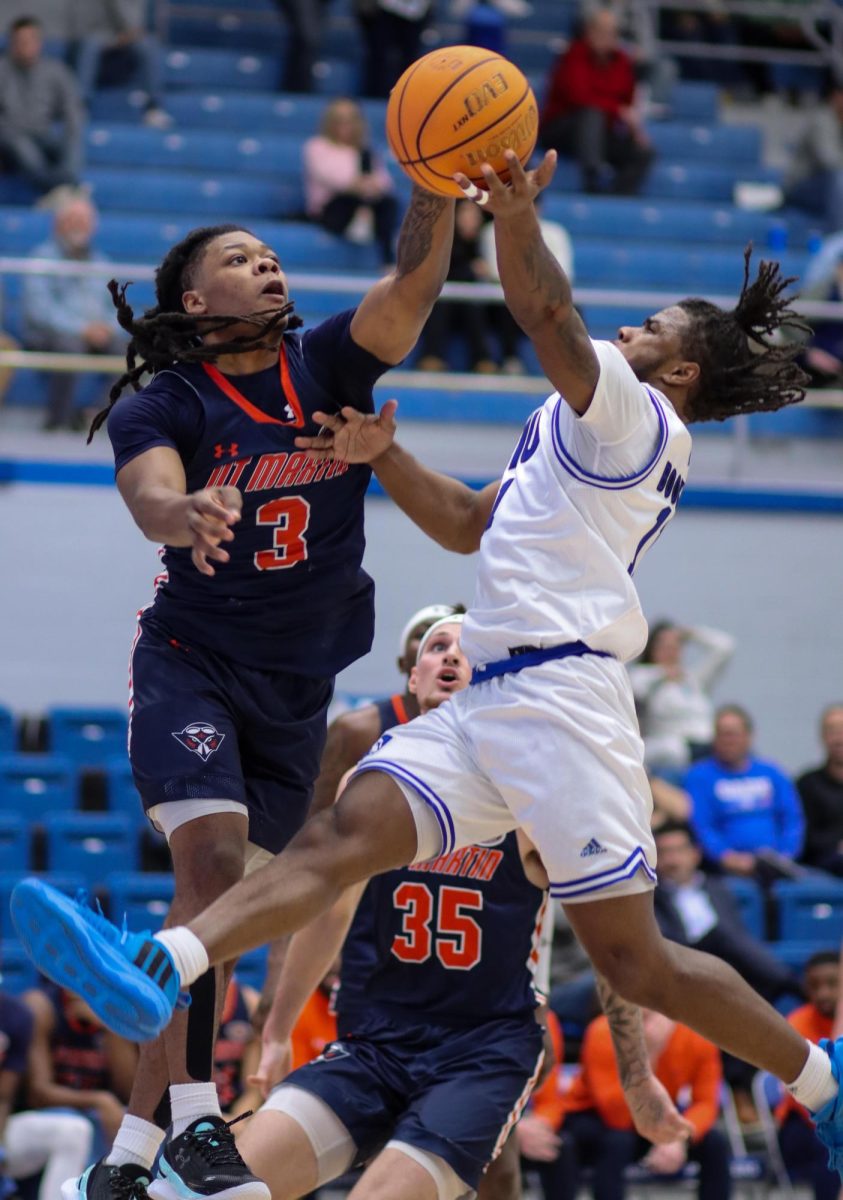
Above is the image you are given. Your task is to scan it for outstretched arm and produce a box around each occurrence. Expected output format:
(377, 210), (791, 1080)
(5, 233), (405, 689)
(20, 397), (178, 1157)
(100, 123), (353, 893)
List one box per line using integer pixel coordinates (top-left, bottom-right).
(350, 187), (455, 364)
(456, 151), (599, 413)
(595, 974), (694, 1145)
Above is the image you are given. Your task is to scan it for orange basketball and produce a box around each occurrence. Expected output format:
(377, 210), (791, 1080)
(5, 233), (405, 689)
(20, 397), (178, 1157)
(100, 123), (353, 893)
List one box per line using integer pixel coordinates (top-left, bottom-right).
(385, 45), (538, 198)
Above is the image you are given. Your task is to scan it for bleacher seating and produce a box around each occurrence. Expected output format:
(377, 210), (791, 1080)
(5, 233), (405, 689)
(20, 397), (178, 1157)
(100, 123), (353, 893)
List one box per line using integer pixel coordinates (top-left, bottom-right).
(44, 812), (138, 884)
(0, 708), (13, 756)
(0, 872), (86, 940)
(0, 813), (29, 872)
(0, 754), (77, 820)
(107, 871), (174, 932)
(104, 757), (144, 823)
(722, 876), (765, 940)
(47, 706), (128, 768)
(0, 940), (38, 994)
(773, 878), (843, 944)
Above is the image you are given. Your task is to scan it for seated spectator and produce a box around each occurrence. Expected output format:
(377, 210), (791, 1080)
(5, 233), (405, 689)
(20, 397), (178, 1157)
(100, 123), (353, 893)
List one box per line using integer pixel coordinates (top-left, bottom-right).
(0, 15), (84, 200)
(540, 7), (654, 195)
(775, 951), (839, 1200)
(418, 199), (498, 374)
(21, 191), (125, 431)
(0, 988), (95, 1199)
(273, 0), (332, 94)
(303, 98), (398, 265)
(790, 238), (843, 386)
(629, 621), (736, 780)
(685, 705), (806, 883)
(798, 704), (843, 875)
(517, 1009), (568, 1200)
(650, 774), (691, 829)
(559, 1010), (731, 1199)
(69, 0), (170, 128)
(214, 974), (262, 1118)
(784, 78), (843, 232)
(289, 962), (338, 1070)
(22, 984), (136, 1160)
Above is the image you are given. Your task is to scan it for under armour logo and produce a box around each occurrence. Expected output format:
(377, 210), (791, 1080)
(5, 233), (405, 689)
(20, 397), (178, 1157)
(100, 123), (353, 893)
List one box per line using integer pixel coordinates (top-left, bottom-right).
(214, 442), (239, 459)
(580, 838), (607, 858)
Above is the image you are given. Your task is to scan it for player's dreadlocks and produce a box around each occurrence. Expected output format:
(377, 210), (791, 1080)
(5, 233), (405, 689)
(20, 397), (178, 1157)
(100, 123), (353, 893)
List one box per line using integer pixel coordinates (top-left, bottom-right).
(87, 223), (302, 442)
(677, 246), (811, 423)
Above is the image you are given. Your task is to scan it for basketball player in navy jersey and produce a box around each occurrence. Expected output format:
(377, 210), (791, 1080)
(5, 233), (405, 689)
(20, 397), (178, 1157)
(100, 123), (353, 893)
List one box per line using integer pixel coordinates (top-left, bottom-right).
(232, 618), (691, 1200)
(21, 150), (843, 1184)
(311, 603), (464, 813)
(52, 189), (456, 1200)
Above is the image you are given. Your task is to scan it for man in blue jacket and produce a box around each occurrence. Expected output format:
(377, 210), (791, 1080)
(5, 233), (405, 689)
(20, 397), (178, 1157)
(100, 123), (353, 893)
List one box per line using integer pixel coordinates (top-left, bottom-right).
(685, 705), (805, 882)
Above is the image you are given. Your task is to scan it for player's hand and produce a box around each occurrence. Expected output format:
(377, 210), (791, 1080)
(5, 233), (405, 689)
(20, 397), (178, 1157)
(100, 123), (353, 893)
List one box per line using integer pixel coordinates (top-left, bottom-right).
(185, 486), (242, 577)
(454, 149), (557, 217)
(516, 1114), (562, 1162)
(642, 1138), (689, 1175)
(624, 1075), (694, 1145)
(294, 399), (398, 463)
(248, 1037), (292, 1100)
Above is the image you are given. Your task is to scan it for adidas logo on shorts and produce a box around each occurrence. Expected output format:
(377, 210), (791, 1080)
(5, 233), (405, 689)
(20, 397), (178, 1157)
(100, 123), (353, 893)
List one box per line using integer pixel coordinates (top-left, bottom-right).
(579, 838), (607, 858)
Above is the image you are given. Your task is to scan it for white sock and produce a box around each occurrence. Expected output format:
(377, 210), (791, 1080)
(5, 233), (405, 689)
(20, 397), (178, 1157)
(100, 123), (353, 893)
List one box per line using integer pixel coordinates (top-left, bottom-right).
(106, 1115), (164, 1171)
(170, 1082), (222, 1138)
(786, 1040), (839, 1112)
(154, 927), (209, 988)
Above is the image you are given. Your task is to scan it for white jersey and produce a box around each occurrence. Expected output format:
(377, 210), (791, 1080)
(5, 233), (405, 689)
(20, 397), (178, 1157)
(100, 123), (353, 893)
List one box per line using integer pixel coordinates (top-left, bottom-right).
(461, 340), (692, 668)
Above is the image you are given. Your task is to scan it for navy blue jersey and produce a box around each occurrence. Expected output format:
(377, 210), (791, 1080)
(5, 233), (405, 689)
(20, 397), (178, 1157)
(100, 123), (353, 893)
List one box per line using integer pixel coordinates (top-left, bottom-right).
(374, 693), (411, 734)
(108, 310), (390, 675)
(0, 991), (33, 1076)
(45, 985), (112, 1092)
(337, 832), (547, 1029)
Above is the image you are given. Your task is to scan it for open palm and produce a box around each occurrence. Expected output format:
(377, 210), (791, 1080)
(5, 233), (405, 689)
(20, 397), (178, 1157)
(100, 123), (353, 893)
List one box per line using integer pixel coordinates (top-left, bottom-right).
(295, 399), (398, 463)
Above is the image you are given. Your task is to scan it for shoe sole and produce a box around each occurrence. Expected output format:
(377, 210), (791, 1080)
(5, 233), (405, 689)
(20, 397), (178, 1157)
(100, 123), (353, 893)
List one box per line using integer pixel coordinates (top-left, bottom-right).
(60, 1182), (81, 1200)
(148, 1178), (270, 1200)
(10, 878), (172, 1041)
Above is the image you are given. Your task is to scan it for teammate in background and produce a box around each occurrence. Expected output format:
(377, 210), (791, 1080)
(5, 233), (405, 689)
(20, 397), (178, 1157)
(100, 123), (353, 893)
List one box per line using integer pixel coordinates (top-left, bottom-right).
(213, 976), (262, 1119)
(236, 618), (691, 1200)
(53, 188), (456, 1200)
(18, 151), (843, 1183)
(312, 602), (465, 812)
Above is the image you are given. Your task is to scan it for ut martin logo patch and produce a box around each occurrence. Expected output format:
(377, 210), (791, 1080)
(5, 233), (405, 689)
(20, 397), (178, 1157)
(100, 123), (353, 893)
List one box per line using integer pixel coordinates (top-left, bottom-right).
(172, 722), (226, 760)
(580, 838), (607, 858)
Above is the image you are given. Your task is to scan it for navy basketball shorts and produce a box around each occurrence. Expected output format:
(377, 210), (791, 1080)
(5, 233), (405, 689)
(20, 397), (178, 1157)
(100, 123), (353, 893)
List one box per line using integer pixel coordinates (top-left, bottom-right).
(277, 1013), (545, 1189)
(128, 615), (333, 854)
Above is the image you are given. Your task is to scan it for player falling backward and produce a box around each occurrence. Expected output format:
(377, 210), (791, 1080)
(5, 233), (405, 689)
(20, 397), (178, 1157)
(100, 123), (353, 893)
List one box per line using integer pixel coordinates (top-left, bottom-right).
(15, 149), (843, 1178)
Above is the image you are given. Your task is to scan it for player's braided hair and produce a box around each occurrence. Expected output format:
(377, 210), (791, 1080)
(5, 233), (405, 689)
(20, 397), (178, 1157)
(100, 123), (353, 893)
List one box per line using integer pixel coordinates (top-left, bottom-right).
(87, 223), (302, 442)
(677, 246), (811, 423)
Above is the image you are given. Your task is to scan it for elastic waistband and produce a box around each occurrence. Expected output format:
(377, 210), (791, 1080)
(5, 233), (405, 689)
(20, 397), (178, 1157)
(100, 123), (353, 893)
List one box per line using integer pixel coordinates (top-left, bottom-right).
(470, 640), (611, 684)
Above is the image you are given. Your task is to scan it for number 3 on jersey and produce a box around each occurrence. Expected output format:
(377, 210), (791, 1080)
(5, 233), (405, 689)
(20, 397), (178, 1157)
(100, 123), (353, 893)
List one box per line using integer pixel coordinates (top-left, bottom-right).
(254, 496), (310, 570)
(391, 881), (483, 970)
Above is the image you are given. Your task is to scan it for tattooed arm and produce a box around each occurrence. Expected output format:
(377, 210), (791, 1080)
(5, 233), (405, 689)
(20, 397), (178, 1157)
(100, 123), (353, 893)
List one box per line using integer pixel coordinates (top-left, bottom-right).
(350, 187), (455, 364)
(596, 974), (695, 1146)
(455, 150), (598, 413)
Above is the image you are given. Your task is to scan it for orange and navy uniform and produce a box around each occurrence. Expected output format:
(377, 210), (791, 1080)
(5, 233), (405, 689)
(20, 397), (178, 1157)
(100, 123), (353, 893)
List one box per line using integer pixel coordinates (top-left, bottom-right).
(374, 693), (411, 733)
(776, 1004), (832, 1127)
(214, 979), (256, 1112)
(564, 1015), (722, 1142)
(48, 987), (111, 1092)
(528, 1009), (566, 1131)
(291, 986), (337, 1070)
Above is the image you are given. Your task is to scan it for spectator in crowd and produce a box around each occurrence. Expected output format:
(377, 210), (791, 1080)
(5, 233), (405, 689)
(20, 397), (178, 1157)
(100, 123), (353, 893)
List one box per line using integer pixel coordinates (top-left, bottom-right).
(356, 0), (433, 100)
(798, 704), (843, 874)
(303, 97), (399, 265)
(516, 1008), (567, 1200)
(289, 962), (339, 1069)
(558, 1009), (730, 1199)
(214, 974), (262, 1118)
(274, 0), (332, 93)
(0, 15), (84, 200)
(69, 0), (170, 128)
(22, 984), (137, 1153)
(658, 5), (747, 89)
(649, 774), (691, 829)
(789, 238), (843, 386)
(0, 988), (96, 1199)
(775, 951), (839, 1200)
(21, 191), (125, 431)
(539, 7), (654, 195)
(417, 199), (499, 373)
(685, 705), (806, 883)
(312, 603), (465, 813)
(784, 78), (843, 232)
(629, 622), (736, 780)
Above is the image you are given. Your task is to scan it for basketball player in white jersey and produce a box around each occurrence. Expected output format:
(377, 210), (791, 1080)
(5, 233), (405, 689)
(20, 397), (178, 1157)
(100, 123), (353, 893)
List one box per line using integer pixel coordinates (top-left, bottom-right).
(15, 149), (843, 1180)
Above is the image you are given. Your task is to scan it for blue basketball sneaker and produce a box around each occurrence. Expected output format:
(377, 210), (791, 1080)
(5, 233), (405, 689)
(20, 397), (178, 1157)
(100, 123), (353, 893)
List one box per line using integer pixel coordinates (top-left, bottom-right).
(10, 877), (180, 1041)
(813, 1037), (843, 1177)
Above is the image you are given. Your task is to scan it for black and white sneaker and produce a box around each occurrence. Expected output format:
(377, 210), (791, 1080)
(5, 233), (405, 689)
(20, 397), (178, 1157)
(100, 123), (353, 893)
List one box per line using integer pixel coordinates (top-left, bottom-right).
(147, 1116), (269, 1200)
(61, 1159), (151, 1199)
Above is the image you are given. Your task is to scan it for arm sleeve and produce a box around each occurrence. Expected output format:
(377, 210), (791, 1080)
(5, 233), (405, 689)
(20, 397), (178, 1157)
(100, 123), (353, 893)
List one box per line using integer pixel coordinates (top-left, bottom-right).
(107, 374), (204, 475)
(685, 626), (736, 692)
(686, 765), (730, 861)
(682, 1040), (722, 1141)
(301, 309), (393, 413)
(773, 768), (805, 858)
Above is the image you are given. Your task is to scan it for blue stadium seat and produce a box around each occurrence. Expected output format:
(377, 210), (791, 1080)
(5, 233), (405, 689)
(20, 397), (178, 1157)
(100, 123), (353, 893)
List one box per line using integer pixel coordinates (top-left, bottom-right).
(767, 940), (830, 971)
(722, 877), (765, 939)
(0, 941), (37, 994)
(648, 122), (761, 164)
(104, 758), (144, 823)
(44, 813), (139, 885)
(163, 47), (278, 91)
(0, 755), (77, 819)
(0, 814), (30, 872)
(572, 240), (807, 292)
(0, 208), (50, 255)
(0, 708), (13, 755)
(83, 167), (302, 218)
(235, 944), (269, 992)
(47, 706), (128, 768)
(0, 872), (86, 940)
(106, 871), (174, 933)
(670, 81), (720, 122)
(773, 879), (843, 944)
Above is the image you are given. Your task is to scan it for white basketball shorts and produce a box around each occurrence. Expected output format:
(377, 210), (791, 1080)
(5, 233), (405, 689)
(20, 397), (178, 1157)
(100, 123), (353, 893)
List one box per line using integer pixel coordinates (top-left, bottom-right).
(353, 653), (656, 904)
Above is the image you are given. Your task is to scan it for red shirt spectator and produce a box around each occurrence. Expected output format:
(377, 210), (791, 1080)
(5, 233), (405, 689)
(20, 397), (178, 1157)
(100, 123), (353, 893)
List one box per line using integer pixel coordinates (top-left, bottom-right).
(542, 36), (636, 126)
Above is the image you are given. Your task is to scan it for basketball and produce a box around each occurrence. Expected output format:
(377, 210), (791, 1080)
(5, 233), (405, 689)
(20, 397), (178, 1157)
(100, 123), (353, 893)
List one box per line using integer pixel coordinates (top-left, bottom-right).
(385, 45), (538, 198)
